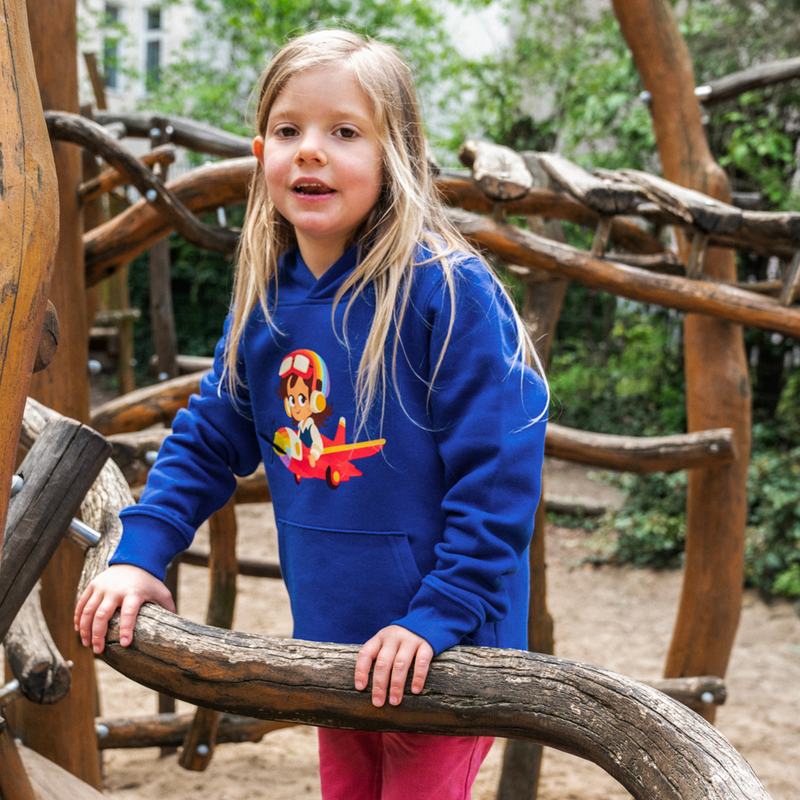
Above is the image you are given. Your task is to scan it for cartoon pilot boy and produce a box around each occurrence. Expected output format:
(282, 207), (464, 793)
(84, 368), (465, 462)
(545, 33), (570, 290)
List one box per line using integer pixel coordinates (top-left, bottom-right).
(276, 349), (333, 468)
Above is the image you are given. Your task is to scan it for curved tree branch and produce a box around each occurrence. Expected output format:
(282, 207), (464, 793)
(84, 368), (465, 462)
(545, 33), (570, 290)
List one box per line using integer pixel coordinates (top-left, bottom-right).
(46, 111), (238, 257)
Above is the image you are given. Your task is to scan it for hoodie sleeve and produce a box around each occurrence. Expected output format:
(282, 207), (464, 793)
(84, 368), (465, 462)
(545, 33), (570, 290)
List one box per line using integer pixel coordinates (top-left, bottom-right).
(391, 256), (548, 654)
(110, 319), (262, 581)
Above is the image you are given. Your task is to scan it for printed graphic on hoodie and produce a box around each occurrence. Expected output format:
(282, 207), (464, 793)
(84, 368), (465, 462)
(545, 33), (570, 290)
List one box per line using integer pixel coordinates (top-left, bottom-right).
(272, 349), (385, 489)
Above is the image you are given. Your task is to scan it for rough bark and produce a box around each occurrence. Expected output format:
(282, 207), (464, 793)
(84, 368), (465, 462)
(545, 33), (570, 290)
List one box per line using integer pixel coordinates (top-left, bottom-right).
(13, 6), (100, 780)
(3, 582), (71, 705)
(0, 0), (59, 552)
(450, 209), (800, 339)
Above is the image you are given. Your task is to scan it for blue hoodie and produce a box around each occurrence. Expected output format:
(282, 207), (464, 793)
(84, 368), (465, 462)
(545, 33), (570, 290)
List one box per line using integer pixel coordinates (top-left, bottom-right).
(112, 244), (547, 655)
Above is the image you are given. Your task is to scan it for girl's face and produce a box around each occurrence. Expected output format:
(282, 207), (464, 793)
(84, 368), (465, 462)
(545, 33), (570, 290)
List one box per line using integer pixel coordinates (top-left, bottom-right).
(254, 66), (383, 278)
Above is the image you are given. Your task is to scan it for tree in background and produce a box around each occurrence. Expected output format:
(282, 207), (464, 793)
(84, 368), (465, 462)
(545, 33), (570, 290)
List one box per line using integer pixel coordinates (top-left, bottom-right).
(140, 0), (465, 139)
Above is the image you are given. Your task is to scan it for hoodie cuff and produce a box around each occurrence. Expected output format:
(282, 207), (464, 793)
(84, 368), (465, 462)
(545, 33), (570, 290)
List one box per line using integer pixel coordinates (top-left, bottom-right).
(111, 508), (194, 582)
(391, 580), (482, 656)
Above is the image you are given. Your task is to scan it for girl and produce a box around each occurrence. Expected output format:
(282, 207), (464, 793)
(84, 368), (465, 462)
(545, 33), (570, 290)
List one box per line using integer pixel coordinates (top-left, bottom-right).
(76, 29), (548, 800)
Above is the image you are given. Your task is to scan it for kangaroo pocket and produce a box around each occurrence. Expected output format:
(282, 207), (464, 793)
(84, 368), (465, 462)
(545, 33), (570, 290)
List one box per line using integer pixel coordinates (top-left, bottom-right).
(277, 519), (423, 644)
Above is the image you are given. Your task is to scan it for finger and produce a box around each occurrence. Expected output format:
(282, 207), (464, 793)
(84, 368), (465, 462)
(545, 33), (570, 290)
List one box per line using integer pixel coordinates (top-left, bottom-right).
(90, 597), (121, 654)
(74, 585), (91, 630)
(118, 596), (146, 647)
(78, 592), (104, 647)
(410, 642), (434, 696)
(371, 641), (400, 707)
(387, 641), (418, 706)
(354, 636), (381, 692)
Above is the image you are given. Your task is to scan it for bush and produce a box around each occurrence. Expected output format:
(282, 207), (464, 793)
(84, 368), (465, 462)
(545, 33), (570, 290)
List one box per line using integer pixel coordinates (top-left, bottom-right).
(593, 444), (800, 610)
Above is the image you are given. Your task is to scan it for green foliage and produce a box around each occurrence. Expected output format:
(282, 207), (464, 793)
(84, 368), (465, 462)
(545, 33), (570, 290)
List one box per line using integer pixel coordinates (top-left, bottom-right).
(451, 0), (656, 170)
(745, 446), (800, 606)
(549, 304), (686, 437)
(590, 437), (800, 608)
(145, 0), (463, 138)
(127, 223), (236, 384)
(714, 90), (800, 208)
(600, 471), (688, 570)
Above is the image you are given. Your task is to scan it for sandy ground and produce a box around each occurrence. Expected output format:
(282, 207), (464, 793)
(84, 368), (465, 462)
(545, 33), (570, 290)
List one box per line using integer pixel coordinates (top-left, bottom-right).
(75, 461), (800, 800)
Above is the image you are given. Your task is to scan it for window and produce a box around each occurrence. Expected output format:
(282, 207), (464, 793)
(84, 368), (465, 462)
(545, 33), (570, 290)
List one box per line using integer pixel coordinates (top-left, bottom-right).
(144, 7), (163, 92)
(146, 39), (161, 90)
(103, 4), (121, 90)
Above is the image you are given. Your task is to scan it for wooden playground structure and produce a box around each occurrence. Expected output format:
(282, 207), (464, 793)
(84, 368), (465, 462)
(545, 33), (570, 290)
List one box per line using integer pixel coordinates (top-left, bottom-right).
(3, 0), (800, 797)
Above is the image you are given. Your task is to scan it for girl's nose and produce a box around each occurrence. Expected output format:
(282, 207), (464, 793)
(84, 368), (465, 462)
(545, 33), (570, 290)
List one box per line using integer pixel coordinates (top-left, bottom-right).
(295, 130), (327, 165)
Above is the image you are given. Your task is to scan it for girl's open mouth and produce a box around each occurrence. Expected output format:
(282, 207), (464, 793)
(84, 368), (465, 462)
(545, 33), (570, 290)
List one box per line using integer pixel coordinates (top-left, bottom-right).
(292, 182), (334, 195)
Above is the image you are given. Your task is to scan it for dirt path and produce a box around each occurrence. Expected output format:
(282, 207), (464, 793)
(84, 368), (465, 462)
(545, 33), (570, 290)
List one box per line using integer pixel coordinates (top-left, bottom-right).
(91, 473), (800, 800)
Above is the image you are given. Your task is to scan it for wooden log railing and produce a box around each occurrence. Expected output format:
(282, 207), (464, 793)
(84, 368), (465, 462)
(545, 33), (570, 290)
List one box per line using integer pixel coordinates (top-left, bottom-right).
(451, 208), (800, 338)
(96, 712), (292, 750)
(697, 55), (800, 107)
(46, 111), (238, 257)
(89, 615), (768, 800)
(71, 456), (770, 800)
(94, 673), (725, 751)
(93, 110), (253, 159)
(3, 583), (71, 705)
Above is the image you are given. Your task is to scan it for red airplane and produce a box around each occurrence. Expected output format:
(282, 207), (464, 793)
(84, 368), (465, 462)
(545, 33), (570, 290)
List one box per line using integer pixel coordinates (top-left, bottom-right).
(271, 416), (385, 489)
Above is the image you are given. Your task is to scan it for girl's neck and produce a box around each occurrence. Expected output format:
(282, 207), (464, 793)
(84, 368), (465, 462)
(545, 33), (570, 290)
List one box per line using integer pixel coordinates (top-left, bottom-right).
(298, 241), (344, 279)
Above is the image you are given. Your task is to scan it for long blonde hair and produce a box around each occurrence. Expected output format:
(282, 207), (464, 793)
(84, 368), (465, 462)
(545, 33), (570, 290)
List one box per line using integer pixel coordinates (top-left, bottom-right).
(224, 29), (546, 429)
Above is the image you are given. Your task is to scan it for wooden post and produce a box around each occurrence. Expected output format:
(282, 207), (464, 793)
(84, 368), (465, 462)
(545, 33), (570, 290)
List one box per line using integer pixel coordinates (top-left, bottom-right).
(611, 0), (751, 723)
(0, 716), (37, 800)
(179, 497), (239, 770)
(149, 119), (179, 382)
(497, 216), (565, 800)
(0, 0), (59, 555)
(0, 418), (111, 641)
(13, 0), (102, 786)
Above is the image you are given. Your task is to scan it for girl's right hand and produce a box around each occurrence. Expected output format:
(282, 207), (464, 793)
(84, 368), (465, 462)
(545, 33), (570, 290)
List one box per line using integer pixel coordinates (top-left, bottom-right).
(74, 564), (176, 654)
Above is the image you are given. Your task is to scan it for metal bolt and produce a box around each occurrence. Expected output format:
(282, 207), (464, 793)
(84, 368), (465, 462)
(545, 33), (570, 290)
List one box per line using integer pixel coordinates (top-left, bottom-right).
(158, 371), (169, 382)
(149, 127), (161, 138)
(11, 475), (24, 497)
(145, 450), (159, 466)
(165, 125), (174, 135)
(67, 518), (102, 549)
(196, 744), (210, 756)
(145, 189), (158, 202)
(88, 359), (102, 375)
(700, 691), (715, 705)
(96, 724), (110, 739)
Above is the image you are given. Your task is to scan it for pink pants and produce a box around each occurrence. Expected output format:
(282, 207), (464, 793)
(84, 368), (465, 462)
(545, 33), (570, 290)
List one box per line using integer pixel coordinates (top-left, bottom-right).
(317, 728), (494, 800)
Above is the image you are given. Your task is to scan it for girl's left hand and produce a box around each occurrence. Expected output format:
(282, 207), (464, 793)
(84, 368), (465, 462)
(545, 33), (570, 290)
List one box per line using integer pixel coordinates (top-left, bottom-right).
(355, 625), (434, 707)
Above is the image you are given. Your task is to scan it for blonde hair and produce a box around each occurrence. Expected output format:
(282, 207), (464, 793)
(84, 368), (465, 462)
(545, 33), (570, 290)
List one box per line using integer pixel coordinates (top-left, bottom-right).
(224, 29), (546, 429)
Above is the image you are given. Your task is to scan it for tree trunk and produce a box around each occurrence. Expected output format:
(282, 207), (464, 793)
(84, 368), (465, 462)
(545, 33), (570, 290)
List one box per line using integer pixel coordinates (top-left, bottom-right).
(0, 0), (58, 557)
(610, 0), (751, 724)
(10, 0), (102, 786)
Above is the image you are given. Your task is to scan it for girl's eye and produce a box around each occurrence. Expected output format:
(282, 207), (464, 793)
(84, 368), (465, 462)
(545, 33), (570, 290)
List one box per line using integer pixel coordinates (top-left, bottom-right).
(336, 127), (358, 140)
(275, 126), (298, 138)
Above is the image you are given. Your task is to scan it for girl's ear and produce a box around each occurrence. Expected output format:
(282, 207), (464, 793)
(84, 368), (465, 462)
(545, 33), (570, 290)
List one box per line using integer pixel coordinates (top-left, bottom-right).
(253, 136), (265, 164)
